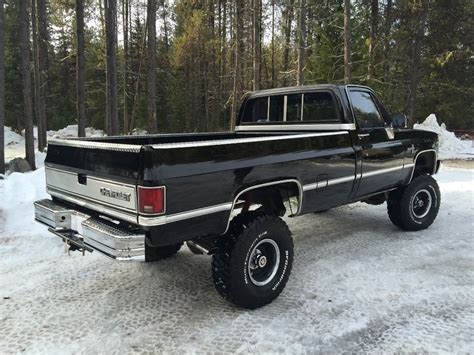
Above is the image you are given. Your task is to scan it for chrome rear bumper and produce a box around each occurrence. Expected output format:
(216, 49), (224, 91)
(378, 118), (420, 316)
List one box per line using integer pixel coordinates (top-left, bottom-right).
(34, 199), (145, 261)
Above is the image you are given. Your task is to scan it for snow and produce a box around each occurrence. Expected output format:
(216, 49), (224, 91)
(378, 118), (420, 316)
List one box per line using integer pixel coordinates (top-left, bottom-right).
(3, 125), (106, 169)
(45, 125), (105, 139)
(0, 163), (473, 353)
(414, 114), (474, 160)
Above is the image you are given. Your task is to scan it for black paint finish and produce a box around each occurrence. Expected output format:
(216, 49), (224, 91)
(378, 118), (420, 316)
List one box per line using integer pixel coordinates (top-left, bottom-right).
(44, 85), (439, 247)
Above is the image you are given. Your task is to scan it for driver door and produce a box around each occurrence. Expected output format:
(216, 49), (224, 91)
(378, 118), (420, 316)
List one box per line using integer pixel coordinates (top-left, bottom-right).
(349, 89), (405, 198)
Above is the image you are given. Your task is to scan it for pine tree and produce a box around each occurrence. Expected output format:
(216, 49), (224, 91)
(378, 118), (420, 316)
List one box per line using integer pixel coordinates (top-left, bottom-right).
(19, 0), (35, 169)
(146, 0), (157, 133)
(76, 0), (86, 137)
(105, 0), (119, 135)
(0, 0), (5, 174)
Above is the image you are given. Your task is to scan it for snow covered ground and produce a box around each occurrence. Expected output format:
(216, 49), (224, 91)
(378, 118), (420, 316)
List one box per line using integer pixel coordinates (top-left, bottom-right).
(0, 163), (473, 353)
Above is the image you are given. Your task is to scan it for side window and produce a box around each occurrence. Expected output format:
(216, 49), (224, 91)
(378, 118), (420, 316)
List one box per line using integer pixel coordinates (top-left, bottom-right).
(269, 95), (284, 122)
(303, 92), (340, 122)
(349, 91), (385, 129)
(241, 97), (268, 123)
(286, 94), (302, 121)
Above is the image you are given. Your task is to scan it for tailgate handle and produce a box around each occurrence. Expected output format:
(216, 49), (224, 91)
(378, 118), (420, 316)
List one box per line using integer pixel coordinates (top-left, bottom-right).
(77, 174), (87, 185)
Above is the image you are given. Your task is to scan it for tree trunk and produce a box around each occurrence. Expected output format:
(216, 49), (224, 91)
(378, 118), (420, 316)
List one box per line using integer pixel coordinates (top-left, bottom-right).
(19, 0), (35, 170)
(146, 0), (157, 133)
(297, 0), (306, 86)
(271, 0), (275, 87)
(252, 0), (261, 90)
(76, 0), (86, 137)
(129, 15), (147, 132)
(282, 0), (294, 86)
(122, 0), (129, 133)
(31, 0), (43, 148)
(368, 0), (378, 81)
(230, 0), (243, 129)
(105, 0), (119, 135)
(406, 0), (428, 128)
(382, 0), (392, 82)
(36, 0), (47, 149)
(343, 0), (351, 84)
(0, 0), (5, 173)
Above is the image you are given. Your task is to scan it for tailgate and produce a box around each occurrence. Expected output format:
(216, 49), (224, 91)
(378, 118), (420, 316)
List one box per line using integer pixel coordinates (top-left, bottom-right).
(45, 139), (143, 216)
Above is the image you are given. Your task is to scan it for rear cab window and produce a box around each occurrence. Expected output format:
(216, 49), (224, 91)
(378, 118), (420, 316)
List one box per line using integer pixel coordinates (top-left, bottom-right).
(240, 90), (343, 125)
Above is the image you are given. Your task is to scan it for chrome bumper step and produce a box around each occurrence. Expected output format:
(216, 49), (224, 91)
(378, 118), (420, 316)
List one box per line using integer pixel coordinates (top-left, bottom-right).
(34, 199), (145, 261)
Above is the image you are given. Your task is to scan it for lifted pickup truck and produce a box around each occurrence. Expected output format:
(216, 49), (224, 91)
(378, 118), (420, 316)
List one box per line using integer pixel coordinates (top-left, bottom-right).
(34, 85), (441, 309)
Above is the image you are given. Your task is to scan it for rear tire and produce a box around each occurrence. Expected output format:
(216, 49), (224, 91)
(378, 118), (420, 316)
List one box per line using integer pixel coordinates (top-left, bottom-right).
(145, 242), (182, 262)
(387, 175), (440, 231)
(212, 213), (294, 309)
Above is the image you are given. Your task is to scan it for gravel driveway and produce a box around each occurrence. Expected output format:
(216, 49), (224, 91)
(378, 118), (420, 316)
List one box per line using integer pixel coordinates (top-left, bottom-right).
(1, 165), (473, 353)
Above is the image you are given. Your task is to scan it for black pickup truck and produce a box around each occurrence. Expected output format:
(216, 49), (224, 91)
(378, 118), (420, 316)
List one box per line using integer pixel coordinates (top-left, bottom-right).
(34, 84), (441, 309)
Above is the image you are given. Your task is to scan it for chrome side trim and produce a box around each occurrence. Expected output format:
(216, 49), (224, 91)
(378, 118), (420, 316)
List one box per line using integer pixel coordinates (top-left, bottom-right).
(138, 203), (233, 227)
(48, 139), (142, 153)
(362, 165), (405, 178)
(235, 123), (356, 132)
(151, 131), (348, 149)
(303, 174), (357, 191)
(408, 149), (438, 184)
(221, 179), (304, 235)
(302, 183), (318, 191)
(327, 175), (356, 186)
(47, 185), (233, 228)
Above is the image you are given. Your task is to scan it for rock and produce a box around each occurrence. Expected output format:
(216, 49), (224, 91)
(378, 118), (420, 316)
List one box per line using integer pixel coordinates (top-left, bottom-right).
(8, 158), (32, 173)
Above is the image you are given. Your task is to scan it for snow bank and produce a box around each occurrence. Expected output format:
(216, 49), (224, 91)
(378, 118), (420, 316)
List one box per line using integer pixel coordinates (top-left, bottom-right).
(46, 125), (105, 139)
(4, 126), (24, 146)
(0, 168), (48, 235)
(3, 125), (105, 168)
(414, 114), (473, 160)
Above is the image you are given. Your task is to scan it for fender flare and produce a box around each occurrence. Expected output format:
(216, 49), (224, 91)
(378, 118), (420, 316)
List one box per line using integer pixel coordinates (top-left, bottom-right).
(220, 179), (303, 235)
(408, 149), (438, 183)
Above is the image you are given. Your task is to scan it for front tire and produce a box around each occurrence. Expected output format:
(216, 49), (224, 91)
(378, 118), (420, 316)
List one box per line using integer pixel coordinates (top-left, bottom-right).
(387, 175), (440, 231)
(212, 214), (294, 309)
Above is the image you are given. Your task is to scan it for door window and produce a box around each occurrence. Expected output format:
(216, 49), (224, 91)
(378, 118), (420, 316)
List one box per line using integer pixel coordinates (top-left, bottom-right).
(349, 91), (385, 129)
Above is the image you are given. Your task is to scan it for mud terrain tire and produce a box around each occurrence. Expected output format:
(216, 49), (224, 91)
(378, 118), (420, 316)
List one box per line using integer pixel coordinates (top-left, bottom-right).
(212, 214), (293, 309)
(387, 175), (440, 231)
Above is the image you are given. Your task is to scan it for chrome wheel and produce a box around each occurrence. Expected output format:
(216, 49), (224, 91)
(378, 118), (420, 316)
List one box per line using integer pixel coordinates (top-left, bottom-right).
(247, 238), (280, 286)
(411, 188), (432, 218)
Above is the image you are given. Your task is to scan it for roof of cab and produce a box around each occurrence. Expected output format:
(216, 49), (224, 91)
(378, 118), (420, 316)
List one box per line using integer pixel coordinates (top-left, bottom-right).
(245, 84), (371, 99)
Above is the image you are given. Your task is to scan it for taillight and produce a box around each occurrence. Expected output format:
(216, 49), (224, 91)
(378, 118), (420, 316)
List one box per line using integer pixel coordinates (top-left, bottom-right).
(138, 186), (165, 215)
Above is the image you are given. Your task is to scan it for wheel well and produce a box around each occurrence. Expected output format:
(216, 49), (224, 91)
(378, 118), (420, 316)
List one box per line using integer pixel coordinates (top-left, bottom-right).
(412, 151), (437, 180)
(232, 180), (302, 217)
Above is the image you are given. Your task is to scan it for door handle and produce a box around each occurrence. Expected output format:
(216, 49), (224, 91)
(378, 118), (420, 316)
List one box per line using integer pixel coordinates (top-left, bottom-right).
(358, 133), (370, 138)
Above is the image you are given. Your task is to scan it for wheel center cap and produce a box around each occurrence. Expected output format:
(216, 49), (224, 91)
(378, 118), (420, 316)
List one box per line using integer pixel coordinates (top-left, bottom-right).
(258, 255), (267, 268)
